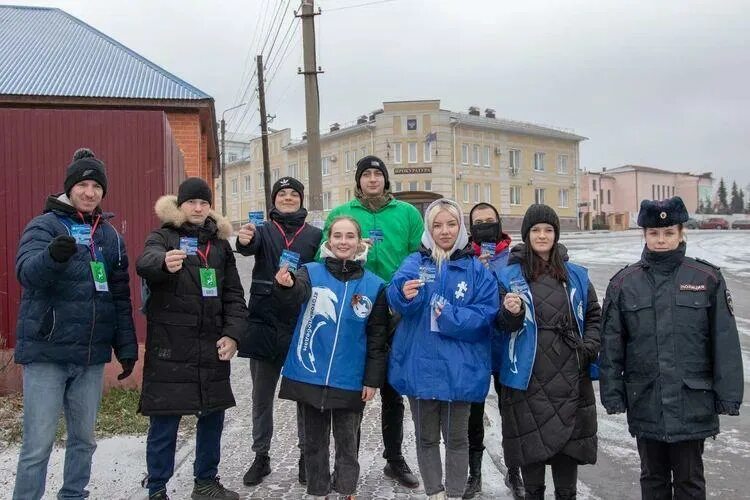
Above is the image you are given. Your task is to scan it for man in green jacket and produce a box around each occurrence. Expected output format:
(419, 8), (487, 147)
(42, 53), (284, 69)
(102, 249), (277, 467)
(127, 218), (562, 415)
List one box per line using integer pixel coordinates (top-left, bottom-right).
(319, 155), (423, 488)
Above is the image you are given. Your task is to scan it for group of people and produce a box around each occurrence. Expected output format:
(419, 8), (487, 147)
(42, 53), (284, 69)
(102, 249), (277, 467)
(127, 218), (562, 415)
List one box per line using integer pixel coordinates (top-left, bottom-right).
(11, 149), (744, 500)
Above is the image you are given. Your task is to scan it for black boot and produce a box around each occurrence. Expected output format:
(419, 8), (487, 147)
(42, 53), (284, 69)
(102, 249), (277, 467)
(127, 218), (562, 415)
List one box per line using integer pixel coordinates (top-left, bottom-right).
(555, 488), (576, 500)
(298, 454), (307, 485)
(383, 459), (420, 488)
(463, 451), (483, 498)
(191, 477), (240, 499)
(523, 484), (543, 500)
(506, 466), (525, 499)
(242, 454), (271, 486)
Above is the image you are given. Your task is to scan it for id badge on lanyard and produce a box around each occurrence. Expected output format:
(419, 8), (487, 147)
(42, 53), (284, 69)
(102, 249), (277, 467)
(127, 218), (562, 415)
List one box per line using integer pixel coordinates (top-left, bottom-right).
(197, 242), (217, 297)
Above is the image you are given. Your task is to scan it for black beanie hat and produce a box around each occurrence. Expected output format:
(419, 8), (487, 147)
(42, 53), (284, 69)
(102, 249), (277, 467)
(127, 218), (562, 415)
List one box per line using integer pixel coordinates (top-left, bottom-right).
(355, 155), (390, 191)
(64, 148), (108, 197)
(177, 177), (212, 206)
(521, 204), (560, 242)
(272, 177), (305, 206)
(637, 196), (689, 228)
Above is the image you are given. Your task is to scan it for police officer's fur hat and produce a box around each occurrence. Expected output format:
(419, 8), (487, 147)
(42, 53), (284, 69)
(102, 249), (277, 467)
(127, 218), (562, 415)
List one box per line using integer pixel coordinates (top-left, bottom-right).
(637, 196), (689, 228)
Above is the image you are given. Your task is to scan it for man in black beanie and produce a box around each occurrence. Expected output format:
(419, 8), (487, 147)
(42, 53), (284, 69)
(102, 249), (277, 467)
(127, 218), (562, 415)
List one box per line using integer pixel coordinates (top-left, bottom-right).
(318, 155), (423, 489)
(13, 148), (137, 500)
(235, 176), (322, 487)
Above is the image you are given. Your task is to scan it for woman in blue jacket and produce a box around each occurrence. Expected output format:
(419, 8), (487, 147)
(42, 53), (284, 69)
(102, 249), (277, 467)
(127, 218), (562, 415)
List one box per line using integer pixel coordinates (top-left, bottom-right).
(387, 198), (498, 500)
(275, 216), (389, 499)
(496, 204), (601, 500)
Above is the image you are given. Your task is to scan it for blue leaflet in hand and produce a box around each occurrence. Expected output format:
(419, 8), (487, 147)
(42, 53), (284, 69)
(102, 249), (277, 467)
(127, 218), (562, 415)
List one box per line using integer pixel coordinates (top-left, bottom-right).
(279, 249), (301, 272)
(418, 264), (436, 283)
(71, 224), (91, 245)
(481, 242), (495, 255)
(249, 211), (265, 227)
(368, 228), (384, 243)
(179, 237), (198, 255)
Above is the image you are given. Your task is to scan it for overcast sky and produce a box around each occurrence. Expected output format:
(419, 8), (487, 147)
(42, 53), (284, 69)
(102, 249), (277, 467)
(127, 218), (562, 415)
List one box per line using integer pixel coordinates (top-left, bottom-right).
(9, 0), (750, 189)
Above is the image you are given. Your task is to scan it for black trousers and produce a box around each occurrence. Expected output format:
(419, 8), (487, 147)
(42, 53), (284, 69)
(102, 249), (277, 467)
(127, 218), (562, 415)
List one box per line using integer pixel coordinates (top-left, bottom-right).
(302, 403), (363, 496)
(522, 453), (578, 499)
(381, 380), (405, 461)
(468, 372), (502, 453)
(637, 438), (706, 500)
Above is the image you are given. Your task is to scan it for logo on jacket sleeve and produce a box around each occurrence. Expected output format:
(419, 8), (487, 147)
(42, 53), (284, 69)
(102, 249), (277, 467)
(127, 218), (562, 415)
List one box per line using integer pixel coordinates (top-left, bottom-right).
(351, 294), (373, 319)
(455, 281), (468, 299)
(297, 287), (338, 373)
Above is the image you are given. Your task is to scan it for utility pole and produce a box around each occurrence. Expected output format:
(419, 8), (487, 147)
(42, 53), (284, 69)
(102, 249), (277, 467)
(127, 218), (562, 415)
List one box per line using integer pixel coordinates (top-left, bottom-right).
(257, 55), (273, 212)
(297, 0), (323, 221)
(220, 102), (247, 216)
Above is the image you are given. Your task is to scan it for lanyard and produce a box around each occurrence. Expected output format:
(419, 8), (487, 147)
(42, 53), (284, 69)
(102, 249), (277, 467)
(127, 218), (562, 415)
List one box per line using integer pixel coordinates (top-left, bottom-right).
(272, 220), (306, 250)
(196, 241), (211, 268)
(78, 212), (101, 261)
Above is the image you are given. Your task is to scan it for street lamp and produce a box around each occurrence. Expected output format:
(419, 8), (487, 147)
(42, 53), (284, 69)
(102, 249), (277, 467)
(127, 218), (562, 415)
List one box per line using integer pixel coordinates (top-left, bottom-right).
(221, 102), (248, 217)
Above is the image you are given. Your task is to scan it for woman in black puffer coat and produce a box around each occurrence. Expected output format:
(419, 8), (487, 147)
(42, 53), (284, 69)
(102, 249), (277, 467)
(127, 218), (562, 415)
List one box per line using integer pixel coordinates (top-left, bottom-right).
(495, 205), (601, 500)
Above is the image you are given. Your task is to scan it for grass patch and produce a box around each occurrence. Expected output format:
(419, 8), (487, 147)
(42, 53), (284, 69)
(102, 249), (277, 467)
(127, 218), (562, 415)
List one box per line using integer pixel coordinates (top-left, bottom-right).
(0, 388), (197, 447)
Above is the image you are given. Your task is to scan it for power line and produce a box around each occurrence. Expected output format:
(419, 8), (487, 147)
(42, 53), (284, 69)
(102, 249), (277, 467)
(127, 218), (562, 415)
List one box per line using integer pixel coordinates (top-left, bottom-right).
(265, 0), (292, 62)
(266, 8), (299, 71)
(230, 0), (271, 109)
(266, 19), (301, 87)
(259, 0), (286, 59)
(325, 0), (397, 12)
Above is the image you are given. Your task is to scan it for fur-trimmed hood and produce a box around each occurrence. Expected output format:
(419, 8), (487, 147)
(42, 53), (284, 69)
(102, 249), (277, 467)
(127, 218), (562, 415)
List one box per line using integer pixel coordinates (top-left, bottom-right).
(154, 195), (233, 240)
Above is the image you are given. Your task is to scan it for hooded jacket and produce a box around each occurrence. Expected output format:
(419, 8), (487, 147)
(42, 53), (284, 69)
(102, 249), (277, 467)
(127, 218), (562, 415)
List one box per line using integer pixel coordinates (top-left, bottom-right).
(495, 243), (601, 467)
(386, 199), (499, 403)
(136, 195), (247, 416)
(599, 243), (744, 442)
(277, 243), (389, 411)
(14, 194), (137, 366)
(235, 207), (322, 362)
(319, 197), (423, 282)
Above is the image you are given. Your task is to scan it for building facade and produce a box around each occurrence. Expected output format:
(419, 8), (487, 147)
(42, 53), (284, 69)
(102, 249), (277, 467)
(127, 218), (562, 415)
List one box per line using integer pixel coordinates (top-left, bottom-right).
(218, 100), (586, 229)
(579, 165), (713, 229)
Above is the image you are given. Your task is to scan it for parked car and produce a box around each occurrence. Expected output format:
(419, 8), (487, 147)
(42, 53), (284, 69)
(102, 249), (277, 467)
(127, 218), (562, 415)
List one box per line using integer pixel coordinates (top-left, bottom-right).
(684, 218), (699, 229)
(731, 219), (750, 230)
(698, 217), (730, 230)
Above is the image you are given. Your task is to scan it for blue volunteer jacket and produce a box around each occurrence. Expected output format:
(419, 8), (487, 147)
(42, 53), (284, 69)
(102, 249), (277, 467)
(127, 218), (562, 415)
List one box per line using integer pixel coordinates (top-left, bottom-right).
(282, 262), (384, 392)
(386, 249), (499, 403)
(497, 261), (593, 390)
(487, 247), (511, 373)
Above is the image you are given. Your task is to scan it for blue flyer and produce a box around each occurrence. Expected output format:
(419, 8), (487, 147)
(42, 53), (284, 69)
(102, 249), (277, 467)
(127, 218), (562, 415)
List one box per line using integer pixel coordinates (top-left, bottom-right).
(368, 228), (384, 243)
(179, 237), (198, 255)
(418, 264), (436, 283)
(249, 211), (265, 227)
(70, 224), (91, 245)
(279, 249), (301, 272)
(481, 242), (495, 255)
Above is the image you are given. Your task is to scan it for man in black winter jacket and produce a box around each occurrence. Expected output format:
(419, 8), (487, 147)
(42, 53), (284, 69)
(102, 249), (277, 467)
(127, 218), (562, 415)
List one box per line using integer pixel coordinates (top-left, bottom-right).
(137, 177), (247, 500)
(235, 177), (323, 486)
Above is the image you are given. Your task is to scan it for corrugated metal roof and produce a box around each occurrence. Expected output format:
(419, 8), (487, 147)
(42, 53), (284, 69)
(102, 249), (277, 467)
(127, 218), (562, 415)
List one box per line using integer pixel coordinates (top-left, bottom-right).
(0, 5), (210, 100)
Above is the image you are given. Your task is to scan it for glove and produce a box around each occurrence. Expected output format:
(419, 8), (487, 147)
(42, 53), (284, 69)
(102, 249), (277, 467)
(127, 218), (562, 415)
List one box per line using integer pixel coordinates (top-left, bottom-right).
(117, 359), (136, 380)
(48, 235), (78, 263)
(715, 400), (740, 416)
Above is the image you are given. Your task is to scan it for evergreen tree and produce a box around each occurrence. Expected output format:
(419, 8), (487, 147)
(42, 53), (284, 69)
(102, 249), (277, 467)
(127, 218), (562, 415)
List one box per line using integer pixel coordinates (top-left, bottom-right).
(704, 196), (714, 214)
(696, 198), (704, 214)
(730, 181), (742, 213)
(717, 178), (729, 214)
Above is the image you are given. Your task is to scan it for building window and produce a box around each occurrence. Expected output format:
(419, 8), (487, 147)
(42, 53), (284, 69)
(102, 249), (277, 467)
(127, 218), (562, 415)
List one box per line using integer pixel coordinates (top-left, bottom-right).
(534, 188), (545, 204)
(510, 186), (521, 205)
(228, 152), (238, 163)
(287, 163), (298, 178)
(559, 188), (569, 208)
(409, 181), (418, 191)
(424, 142), (432, 163)
(463, 183), (469, 203)
(484, 184), (491, 202)
(344, 151), (351, 172)
(361, 146), (367, 158)
(461, 144), (469, 165)
(231, 178), (238, 195)
(257, 172), (263, 191)
(593, 179), (597, 191)
(394, 181), (402, 192)
(408, 142), (417, 163)
(600, 189), (603, 201)
(607, 190), (611, 204)
(322, 157), (330, 176)
(393, 143), (402, 164)
(534, 152), (545, 172)
(322, 192), (331, 210)
(593, 199), (598, 211)
(472, 145), (480, 166)
(474, 183), (481, 202)
(652, 184), (655, 199)
(424, 180), (432, 191)
(483, 146), (491, 167)
(272, 168), (280, 182)
(345, 188), (352, 201)
(557, 155), (568, 174)
(509, 149), (520, 174)
(244, 175), (251, 192)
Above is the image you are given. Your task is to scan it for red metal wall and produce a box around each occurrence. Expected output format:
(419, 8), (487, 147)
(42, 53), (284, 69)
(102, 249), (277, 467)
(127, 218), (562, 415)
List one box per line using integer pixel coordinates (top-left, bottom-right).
(0, 108), (186, 348)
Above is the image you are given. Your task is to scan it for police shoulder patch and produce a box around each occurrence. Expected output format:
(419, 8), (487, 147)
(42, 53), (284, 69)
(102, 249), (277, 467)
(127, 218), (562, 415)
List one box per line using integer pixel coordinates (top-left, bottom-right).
(608, 264), (631, 282)
(694, 257), (720, 270)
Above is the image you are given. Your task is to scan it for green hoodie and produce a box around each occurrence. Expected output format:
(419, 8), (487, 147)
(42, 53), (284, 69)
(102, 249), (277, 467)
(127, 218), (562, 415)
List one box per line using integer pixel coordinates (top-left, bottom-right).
(318, 197), (423, 283)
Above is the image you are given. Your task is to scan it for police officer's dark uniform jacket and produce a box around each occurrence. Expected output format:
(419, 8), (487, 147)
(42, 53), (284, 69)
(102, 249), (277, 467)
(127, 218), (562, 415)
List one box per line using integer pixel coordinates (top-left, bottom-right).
(136, 195), (248, 416)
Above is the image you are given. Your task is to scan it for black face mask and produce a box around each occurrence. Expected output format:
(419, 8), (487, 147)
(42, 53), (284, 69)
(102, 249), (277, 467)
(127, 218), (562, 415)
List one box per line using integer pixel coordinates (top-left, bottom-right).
(471, 222), (501, 244)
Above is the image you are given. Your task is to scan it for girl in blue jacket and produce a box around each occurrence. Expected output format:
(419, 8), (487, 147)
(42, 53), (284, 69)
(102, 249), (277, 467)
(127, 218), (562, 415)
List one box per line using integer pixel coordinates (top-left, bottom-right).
(387, 199), (498, 500)
(275, 216), (389, 499)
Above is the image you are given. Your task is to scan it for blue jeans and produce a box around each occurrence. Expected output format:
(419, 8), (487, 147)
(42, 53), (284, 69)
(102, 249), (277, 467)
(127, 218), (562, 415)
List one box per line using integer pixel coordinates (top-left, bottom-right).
(13, 362), (105, 500)
(146, 410), (225, 495)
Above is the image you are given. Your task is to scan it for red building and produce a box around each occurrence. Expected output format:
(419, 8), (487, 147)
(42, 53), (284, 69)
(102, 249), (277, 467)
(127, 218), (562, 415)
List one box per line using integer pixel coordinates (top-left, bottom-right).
(0, 6), (219, 392)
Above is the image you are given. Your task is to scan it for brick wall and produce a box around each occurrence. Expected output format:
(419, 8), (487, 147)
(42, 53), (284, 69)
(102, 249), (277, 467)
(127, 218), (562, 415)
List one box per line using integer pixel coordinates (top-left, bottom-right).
(166, 111), (203, 179)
